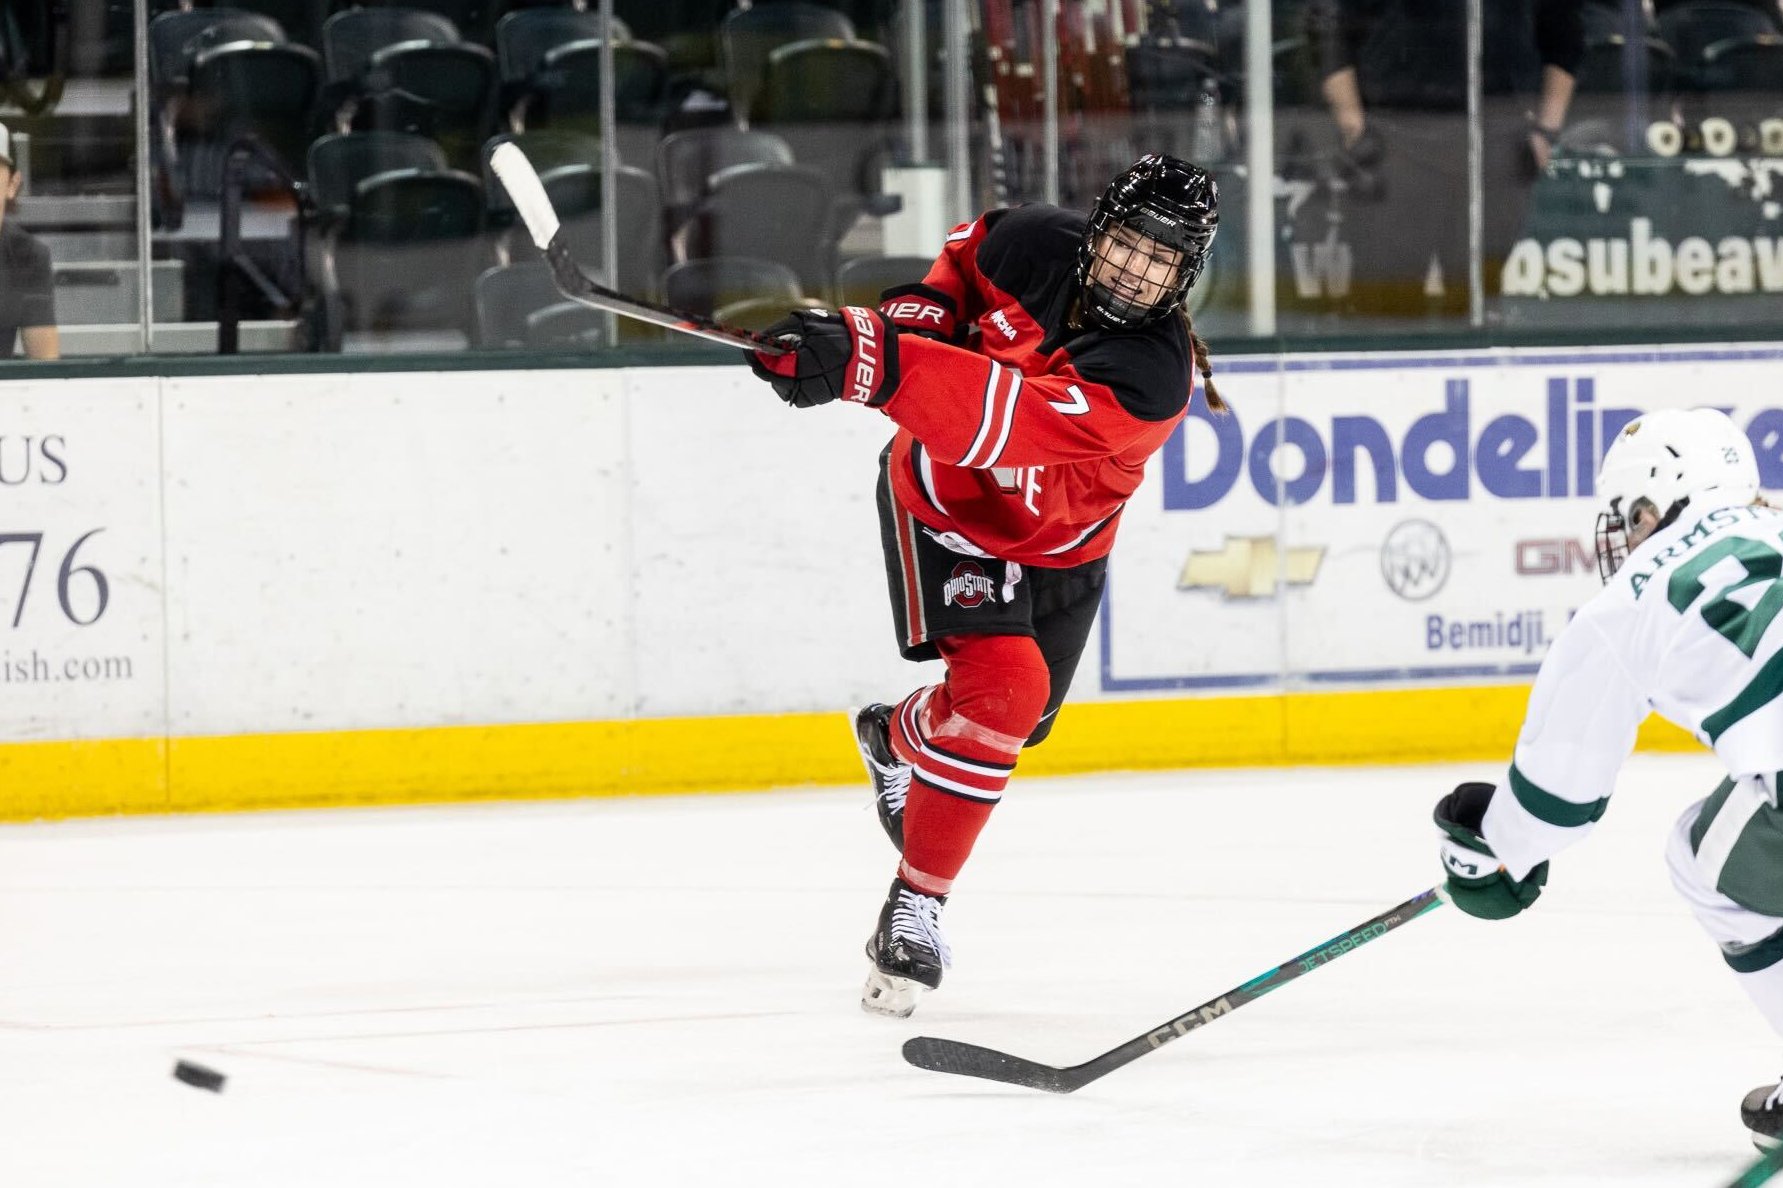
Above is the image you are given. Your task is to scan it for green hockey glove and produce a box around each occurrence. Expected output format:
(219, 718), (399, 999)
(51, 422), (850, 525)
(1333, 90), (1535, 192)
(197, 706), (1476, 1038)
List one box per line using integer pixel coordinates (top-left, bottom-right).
(1434, 782), (1549, 920)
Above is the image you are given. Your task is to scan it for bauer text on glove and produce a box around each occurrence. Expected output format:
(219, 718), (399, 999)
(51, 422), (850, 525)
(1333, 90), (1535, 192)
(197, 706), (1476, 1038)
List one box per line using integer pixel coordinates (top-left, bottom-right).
(742, 307), (901, 409)
(878, 283), (962, 344)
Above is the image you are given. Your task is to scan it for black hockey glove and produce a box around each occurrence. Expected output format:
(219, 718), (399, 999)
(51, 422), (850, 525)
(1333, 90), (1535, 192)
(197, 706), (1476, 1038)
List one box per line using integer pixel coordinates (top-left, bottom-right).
(743, 307), (902, 409)
(1335, 126), (1385, 202)
(878, 283), (963, 344)
(1434, 782), (1549, 921)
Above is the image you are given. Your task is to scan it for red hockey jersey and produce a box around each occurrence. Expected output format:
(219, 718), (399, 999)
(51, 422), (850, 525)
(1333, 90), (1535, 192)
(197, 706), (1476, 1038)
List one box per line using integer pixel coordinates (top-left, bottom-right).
(878, 204), (1197, 567)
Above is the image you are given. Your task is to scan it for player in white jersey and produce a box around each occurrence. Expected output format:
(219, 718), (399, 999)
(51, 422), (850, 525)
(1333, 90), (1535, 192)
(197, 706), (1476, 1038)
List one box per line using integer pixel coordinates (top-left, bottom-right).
(1430, 406), (1783, 1151)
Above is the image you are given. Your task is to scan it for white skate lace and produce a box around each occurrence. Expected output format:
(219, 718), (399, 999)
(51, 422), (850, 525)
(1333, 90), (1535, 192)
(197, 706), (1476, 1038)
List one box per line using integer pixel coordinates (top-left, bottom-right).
(1768, 1081), (1783, 1110)
(872, 756), (911, 814)
(891, 887), (952, 968)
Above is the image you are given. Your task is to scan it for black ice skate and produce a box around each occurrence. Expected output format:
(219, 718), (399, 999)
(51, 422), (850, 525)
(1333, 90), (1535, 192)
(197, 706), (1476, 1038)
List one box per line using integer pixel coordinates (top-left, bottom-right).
(861, 877), (951, 1018)
(1742, 1079), (1783, 1150)
(853, 704), (909, 852)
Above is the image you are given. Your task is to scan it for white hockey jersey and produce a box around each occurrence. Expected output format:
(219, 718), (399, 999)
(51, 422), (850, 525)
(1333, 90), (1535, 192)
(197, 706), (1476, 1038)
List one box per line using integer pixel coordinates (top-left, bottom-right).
(1484, 496), (1783, 881)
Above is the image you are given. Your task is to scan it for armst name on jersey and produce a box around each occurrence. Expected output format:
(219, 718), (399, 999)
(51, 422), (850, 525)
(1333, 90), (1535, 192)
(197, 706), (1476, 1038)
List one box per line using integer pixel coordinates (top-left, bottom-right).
(1625, 505), (1778, 598)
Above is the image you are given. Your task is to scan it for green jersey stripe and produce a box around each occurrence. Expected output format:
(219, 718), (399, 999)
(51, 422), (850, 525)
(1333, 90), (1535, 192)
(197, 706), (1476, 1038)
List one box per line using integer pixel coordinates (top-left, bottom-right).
(1705, 644), (1783, 743)
(1508, 763), (1608, 828)
(1689, 778), (1738, 853)
(1725, 923), (1783, 974)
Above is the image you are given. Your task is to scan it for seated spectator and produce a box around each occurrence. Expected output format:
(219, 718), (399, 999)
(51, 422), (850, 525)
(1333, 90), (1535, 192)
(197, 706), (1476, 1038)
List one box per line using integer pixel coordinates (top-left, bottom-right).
(0, 122), (57, 360)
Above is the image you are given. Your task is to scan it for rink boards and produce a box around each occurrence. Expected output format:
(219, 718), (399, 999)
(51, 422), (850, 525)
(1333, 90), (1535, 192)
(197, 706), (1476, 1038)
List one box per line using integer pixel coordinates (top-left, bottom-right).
(5, 344), (1776, 818)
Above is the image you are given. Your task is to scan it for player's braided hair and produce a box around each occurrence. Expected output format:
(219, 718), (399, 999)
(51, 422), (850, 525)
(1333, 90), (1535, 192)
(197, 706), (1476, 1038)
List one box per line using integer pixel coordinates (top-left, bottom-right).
(1180, 309), (1225, 414)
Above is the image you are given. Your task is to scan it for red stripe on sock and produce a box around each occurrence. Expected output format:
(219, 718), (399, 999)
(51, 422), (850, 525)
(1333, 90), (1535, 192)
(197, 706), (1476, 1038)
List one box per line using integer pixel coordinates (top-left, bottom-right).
(901, 776), (996, 890)
(884, 635), (1048, 887)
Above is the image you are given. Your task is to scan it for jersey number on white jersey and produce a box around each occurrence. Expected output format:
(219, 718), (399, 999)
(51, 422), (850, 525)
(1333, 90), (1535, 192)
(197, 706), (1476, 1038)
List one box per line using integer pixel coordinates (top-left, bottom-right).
(1668, 535), (1783, 658)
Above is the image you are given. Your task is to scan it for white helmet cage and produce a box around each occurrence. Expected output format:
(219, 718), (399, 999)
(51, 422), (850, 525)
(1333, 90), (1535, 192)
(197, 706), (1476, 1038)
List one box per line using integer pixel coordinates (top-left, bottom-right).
(1593, 408), (1760, 581)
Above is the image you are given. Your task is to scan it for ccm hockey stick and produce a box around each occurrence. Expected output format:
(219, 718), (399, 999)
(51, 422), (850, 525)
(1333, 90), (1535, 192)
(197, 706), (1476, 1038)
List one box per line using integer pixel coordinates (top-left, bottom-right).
(903, 886), (1448, 1093)
(487, 142), (789, 354)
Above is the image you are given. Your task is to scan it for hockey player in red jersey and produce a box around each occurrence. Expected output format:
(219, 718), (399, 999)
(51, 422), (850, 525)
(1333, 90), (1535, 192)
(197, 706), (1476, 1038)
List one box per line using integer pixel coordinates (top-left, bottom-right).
(745, 154), (1223, 1017)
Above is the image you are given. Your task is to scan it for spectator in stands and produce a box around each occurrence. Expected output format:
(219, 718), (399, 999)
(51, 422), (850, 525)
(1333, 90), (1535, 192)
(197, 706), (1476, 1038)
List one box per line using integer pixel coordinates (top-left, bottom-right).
(1310, 0), (1584, 321)
(0, 122), (57, 360)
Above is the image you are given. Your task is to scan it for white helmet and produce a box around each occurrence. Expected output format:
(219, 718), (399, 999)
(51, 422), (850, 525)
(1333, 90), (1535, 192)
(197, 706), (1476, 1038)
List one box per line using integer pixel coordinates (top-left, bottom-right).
(1594, 407), (1759, 580)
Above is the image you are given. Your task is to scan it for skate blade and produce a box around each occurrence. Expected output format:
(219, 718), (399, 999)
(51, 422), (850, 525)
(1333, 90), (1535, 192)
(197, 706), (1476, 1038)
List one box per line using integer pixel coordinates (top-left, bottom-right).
(861, 966), (927, 1018)
(1754, 1131), (1781, 1153)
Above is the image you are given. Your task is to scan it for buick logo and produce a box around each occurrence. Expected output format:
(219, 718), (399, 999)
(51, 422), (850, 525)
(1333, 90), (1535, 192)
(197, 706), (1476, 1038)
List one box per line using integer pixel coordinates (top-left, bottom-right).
(1381, 520), (1450, 601)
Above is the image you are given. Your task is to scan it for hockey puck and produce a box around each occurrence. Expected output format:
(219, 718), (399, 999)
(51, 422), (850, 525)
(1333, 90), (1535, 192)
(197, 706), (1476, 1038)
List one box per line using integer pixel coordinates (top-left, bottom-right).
(172, 1060), (226, 1093)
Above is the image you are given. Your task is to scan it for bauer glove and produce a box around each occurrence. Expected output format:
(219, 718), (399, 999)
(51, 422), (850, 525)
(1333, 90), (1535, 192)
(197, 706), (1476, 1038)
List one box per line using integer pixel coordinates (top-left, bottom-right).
(1433, 781), (1548, 920)
(744, 307), (901, 409)
(877, 283), (963, 344)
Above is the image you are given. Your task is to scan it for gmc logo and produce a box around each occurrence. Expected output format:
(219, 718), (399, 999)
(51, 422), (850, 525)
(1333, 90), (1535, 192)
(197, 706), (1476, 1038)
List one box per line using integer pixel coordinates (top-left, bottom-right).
(1516, 538), (1593, 576)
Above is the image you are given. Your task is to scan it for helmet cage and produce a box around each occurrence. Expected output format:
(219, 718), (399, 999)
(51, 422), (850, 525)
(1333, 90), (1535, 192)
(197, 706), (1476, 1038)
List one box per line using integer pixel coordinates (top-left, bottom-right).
(1591, 408), (1760, 583)
(1593, 505), (1627, 583)
(1080, 211), (1204, 329)
(1077, 155), (1218, 330)
(1595, 494), (1682, 582)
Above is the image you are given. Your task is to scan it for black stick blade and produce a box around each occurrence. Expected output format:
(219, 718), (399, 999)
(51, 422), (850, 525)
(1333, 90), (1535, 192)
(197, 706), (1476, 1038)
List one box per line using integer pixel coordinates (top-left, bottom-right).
(544, 234), (594, 298)
(901, 1037), (1085, 1093)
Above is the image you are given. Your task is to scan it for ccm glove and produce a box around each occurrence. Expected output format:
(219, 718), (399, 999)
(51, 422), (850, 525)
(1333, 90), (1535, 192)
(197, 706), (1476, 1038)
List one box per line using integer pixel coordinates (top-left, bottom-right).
(878, 283), (962, 343)
(1434, 781), (1549, 920)
(743, 307), (901, 409)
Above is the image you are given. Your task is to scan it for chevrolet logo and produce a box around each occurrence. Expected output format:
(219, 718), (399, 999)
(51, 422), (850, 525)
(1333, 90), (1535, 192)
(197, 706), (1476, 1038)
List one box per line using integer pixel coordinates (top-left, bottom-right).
(1179, 536), (1324, 598)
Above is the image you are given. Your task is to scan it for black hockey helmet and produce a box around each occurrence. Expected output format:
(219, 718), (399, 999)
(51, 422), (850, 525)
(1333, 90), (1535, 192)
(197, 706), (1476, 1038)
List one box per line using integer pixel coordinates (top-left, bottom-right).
(1076, 154), (1219, 330)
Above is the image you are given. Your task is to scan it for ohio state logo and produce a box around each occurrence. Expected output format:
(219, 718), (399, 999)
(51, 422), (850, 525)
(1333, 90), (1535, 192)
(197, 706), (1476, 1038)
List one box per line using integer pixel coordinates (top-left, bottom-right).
(943, 561), (996, 608)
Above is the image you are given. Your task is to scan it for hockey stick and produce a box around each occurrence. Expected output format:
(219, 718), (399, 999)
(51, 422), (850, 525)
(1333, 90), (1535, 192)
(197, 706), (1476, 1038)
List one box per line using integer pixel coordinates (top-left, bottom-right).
(902, 886), (1447, 1093)
(487, 142), (789, 354)
(1727, 1145), (1783, 1188)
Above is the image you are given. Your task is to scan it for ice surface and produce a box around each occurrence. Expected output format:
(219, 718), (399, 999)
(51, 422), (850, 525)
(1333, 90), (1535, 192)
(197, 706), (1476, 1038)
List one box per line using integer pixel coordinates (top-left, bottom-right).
(0, 753), (1766, 1187)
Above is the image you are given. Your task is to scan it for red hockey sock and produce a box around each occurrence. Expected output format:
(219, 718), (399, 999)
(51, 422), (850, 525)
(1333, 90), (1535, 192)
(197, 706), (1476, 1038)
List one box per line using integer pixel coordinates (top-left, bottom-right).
(886, 634), (1050, 895)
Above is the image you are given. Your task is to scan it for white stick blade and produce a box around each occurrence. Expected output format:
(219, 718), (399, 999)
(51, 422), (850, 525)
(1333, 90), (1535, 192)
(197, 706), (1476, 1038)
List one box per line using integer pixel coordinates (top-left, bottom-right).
(489, 142), (561, 251)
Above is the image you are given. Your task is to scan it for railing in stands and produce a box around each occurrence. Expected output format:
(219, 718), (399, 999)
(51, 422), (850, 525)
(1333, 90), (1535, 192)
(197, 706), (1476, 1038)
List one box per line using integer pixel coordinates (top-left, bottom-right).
(217, 135), (311, 354)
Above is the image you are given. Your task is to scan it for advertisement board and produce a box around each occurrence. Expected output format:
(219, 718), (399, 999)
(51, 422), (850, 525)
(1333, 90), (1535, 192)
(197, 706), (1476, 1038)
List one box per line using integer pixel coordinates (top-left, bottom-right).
(158, 371), (638, 734)
(1103, 344), (1783, 693)
(0, 378), (165, 741)
(4, 350), (1766, 816)
(1501, 158), (1783, 330)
